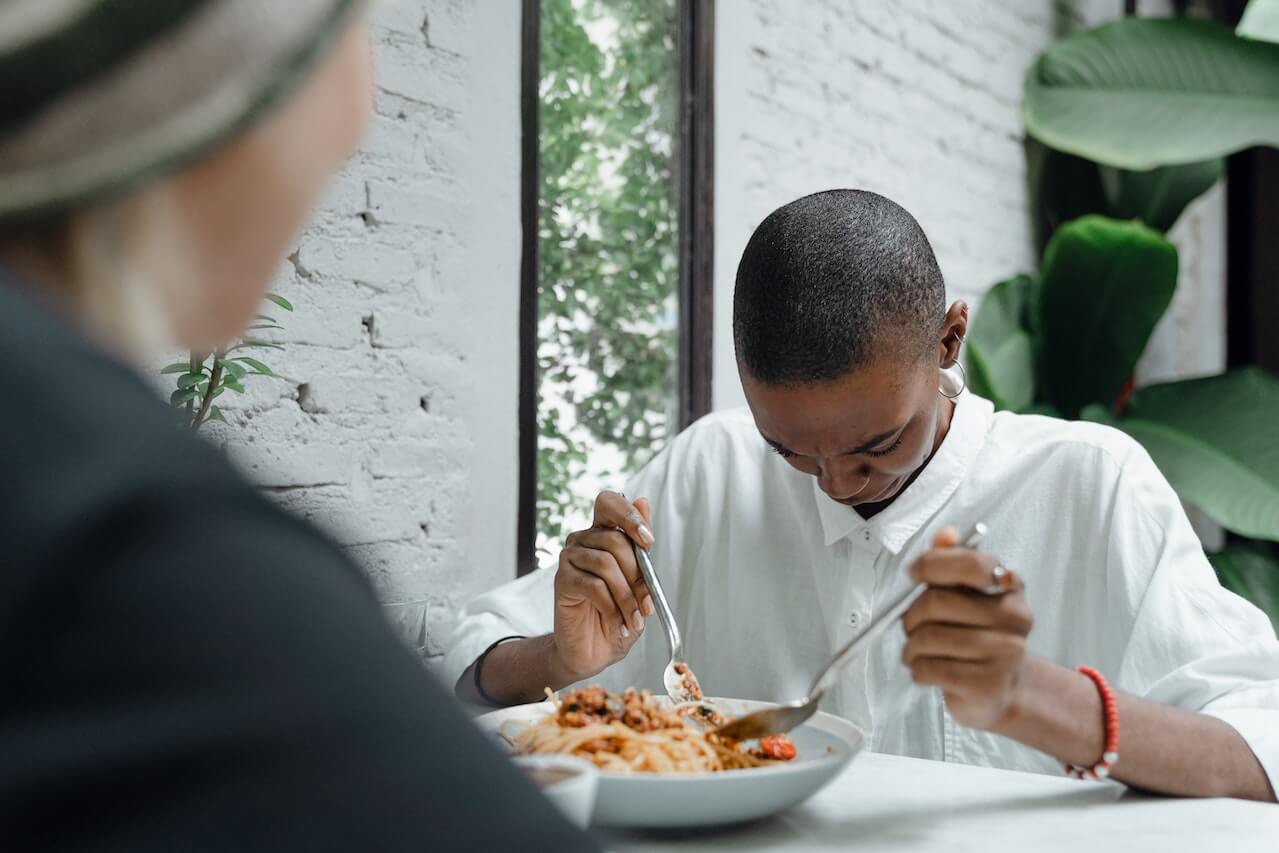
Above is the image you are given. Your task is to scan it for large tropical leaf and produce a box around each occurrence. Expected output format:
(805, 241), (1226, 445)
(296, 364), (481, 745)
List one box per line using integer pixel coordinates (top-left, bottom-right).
(1026, 139), (1106, 250)
(1103, 158), (1224, 234)
(1024, 18), (1279, 170)
(1111, 369), (1279, 542)
(1037, 216), (1177, 419)
(1029, 140), (1222, 239)
(1239, 0), (1279, 44)
(966, 275), (1036, 411)
(1209, 539), (1279, 634)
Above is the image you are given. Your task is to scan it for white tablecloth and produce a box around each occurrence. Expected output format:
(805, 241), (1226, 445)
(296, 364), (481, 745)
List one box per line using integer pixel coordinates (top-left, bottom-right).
(603, 752), (1279, 852)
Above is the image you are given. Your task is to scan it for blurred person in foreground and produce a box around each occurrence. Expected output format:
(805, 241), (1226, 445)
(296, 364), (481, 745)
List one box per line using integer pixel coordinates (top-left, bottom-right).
(449, 190), (1279, 802)
(0, 1), (593, 849)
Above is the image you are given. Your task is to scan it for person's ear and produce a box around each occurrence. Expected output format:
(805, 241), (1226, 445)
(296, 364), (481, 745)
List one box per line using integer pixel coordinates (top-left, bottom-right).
(938, 300), (969, 368)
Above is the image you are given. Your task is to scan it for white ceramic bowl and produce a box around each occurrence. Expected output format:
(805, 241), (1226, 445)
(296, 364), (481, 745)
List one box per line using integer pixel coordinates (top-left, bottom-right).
(511, 754), (599, 828)
(480, 696), (864, 829)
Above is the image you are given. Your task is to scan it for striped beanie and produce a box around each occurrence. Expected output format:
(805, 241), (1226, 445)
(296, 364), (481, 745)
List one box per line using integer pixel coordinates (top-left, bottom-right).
(0, 0), (362, 224)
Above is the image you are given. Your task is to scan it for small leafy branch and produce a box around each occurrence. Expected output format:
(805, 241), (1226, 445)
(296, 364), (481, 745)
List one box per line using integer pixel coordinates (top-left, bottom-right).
(162, 293), (293, 431)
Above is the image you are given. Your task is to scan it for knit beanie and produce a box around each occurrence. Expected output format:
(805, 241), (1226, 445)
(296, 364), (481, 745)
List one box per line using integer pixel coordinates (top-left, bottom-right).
(0, 0), (362, 223)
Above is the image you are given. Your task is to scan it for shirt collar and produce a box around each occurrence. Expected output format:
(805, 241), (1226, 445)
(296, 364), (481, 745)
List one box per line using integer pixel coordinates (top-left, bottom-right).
(812, 392), (994, 552)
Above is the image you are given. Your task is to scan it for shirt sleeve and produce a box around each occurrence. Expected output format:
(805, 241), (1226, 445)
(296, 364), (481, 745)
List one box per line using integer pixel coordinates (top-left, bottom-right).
(1112, 448), (1279, 791)
(441, 565), (559, 691)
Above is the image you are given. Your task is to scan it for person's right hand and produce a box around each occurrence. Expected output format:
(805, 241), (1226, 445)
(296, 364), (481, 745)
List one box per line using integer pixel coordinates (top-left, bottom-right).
(551, 491), (658, 681)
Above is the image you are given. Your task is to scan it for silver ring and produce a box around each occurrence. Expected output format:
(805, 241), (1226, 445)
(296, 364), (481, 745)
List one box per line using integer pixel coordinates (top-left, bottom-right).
(984, 564), (1012, 595)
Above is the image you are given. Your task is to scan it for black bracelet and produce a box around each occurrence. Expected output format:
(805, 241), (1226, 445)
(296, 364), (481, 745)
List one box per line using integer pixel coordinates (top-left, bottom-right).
(473, 634), (528, 706)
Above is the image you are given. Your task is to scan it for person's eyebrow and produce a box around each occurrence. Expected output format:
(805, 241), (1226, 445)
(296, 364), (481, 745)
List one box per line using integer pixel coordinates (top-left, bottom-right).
(842, 423), (907, 455)
(760, 422), (907, 457)
(760, 433), (796, 455)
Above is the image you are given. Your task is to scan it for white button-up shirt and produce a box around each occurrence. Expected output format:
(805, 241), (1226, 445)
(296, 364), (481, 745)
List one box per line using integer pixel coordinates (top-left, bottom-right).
(444, 394), (1279, 787)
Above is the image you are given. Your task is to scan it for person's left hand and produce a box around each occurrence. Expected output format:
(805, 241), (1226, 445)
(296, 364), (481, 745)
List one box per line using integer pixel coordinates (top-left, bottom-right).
(901, 526), (1033, 731)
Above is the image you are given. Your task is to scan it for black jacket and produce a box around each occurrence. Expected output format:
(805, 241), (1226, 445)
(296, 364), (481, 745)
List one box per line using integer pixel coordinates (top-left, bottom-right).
(0, 275), (594, 851)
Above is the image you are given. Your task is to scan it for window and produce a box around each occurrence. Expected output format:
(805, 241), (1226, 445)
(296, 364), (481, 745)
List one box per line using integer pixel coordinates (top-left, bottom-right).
(518, 0), (713, 573)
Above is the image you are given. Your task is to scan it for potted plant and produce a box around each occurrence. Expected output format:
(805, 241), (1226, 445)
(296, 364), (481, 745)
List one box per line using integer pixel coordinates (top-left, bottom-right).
(967, 4), (1279, 625)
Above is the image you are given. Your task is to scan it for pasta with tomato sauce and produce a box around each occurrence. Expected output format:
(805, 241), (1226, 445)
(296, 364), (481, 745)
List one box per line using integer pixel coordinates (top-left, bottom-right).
(500, 686), (798, 774)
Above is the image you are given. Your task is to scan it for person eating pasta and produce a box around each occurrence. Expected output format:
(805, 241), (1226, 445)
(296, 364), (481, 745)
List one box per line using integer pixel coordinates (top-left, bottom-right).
(446, 189), (1279, 801)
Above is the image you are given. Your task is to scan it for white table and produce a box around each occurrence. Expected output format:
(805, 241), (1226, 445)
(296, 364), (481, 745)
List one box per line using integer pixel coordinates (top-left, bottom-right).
(602, 752), (1279, 852)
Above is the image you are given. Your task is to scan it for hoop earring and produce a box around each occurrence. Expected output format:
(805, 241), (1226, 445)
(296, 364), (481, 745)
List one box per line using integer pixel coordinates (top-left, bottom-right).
(940, 360), (967, 399)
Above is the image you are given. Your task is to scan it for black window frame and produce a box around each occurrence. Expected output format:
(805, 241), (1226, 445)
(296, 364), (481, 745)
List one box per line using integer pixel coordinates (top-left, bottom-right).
(516, 0), (715, 576)
(1217, 0), (1279, 374)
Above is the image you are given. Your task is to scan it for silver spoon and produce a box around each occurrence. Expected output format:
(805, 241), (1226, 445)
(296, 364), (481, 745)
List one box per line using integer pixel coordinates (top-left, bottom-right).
(632, 543), (703, 703)
(714, 523), (989, 741)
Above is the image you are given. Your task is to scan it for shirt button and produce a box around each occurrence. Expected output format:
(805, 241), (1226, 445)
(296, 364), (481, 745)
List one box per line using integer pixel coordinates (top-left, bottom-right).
(848, 611), (862, 627)
(863, 531), (871, 541)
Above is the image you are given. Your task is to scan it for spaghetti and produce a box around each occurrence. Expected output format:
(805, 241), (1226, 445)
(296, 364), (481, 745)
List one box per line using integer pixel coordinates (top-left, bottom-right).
(501, 685), (797, 774)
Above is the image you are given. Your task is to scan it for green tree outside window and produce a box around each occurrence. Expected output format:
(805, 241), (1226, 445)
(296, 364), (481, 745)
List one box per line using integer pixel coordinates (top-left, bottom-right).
(536, 0), (680, 556)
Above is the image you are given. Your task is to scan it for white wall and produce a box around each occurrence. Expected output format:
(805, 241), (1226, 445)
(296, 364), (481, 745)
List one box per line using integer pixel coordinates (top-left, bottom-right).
(712, 0), (1225, 410)
(207, 0), (522, 659)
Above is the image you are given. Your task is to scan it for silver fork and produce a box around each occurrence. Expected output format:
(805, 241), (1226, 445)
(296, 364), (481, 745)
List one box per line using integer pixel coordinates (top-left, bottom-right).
(714, 523), (989, 741)
(632, 542), (702, 703)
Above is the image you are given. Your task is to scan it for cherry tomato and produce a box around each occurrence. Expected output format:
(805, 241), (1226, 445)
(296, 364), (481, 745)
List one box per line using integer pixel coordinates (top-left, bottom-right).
(759, 734), (797, 761)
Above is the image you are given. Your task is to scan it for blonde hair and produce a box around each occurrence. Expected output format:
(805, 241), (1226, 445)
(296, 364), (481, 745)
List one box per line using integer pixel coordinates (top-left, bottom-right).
(0, 192), (186, 363)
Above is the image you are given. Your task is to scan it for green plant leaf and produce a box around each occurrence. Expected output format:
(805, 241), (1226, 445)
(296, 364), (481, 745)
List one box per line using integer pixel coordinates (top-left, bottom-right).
(207, 406), (228, 424)
(234, 339), (285, 351)
(1239, 0), (1279, 44)
(966, 275), (1037, 411)
(1103, 158), (1224, 234)
(246, 324), (283, 332)
(1029, 140), (1222, 239)
(170, 388), (199, 406)
(1079, 403), (1116, 425)
(1024, 18), (1279, 170)
(216, 359), (247, 381)
(265, 293), (294, 312)
(1112, 369), (1279, 541)
(224, 377), (246, 394)
(161, 362), (192, 374)
(233, 356), (274, 375)
(1037, 216), (1177, 419)
(1026, 139), (1107, 251)
(1209, 539), (1279, 634)
(176, 372), (205, 389)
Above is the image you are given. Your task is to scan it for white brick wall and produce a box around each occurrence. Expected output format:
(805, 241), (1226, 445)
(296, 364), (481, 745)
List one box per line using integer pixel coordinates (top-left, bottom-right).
(204, 0), (1225, 660)
(205, 0), (522, 660)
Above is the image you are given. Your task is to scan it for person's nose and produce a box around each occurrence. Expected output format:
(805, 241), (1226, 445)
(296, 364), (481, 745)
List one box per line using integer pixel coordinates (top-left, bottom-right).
(818, 458), (870, 501)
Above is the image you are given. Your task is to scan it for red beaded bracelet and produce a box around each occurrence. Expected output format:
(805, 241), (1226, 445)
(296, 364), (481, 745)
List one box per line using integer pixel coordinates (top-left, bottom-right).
(1065, 665), (1119, 780)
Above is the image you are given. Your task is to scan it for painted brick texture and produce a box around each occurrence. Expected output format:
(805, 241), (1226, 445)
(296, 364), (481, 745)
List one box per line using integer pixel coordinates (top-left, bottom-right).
(202, 0), (521, 662)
